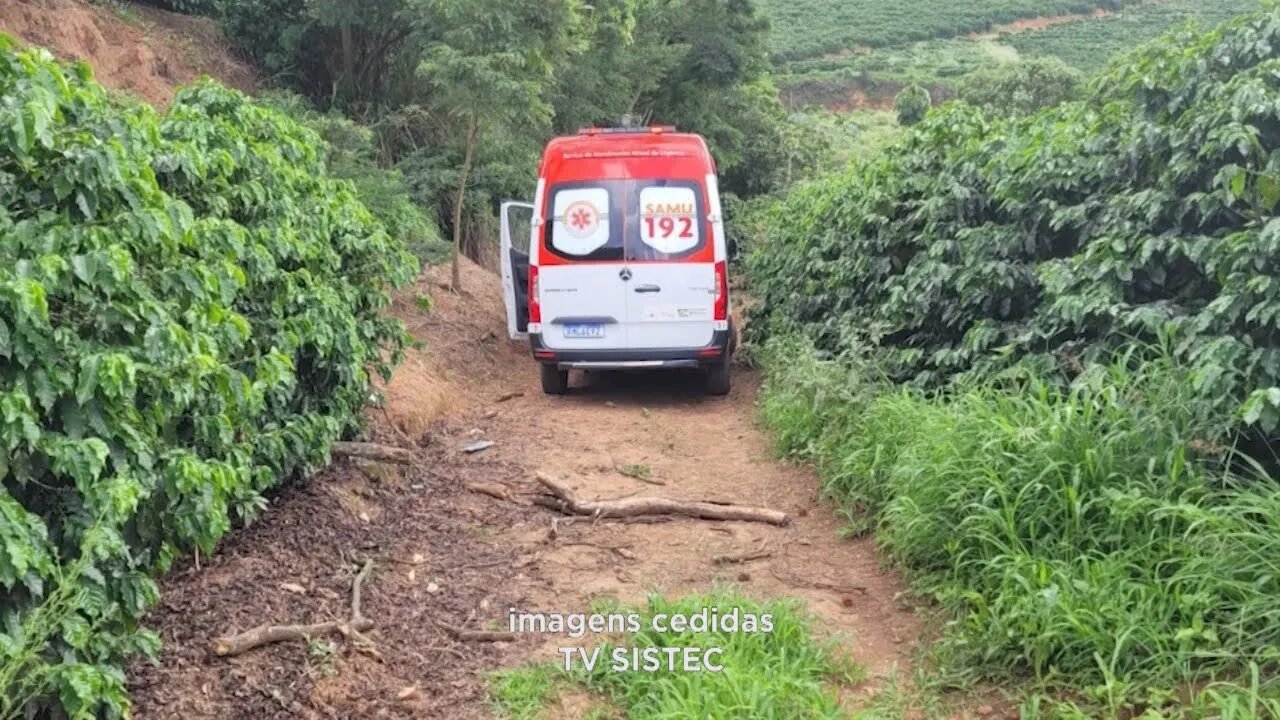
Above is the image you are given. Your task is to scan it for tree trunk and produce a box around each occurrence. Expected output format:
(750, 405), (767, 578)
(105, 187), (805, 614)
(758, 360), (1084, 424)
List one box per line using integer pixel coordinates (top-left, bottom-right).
(340, 21), (355, 102)
(451, 113), (479, 292)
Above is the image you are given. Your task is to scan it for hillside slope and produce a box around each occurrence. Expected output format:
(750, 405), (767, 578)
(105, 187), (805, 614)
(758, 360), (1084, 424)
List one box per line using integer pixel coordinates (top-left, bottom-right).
(769, 0), (1260, 111)
(0, 0), (254, 106)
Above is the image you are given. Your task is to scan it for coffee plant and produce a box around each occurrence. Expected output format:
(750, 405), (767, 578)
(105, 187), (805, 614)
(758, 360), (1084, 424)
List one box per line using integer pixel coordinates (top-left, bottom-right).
(0, 37), (416, 718)
(747, 7), (1280, 435)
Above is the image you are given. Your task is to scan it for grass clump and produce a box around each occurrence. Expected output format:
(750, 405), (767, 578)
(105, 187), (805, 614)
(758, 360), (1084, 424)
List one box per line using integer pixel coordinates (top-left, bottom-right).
(617, 464), (653, 482)
(760, 338), (1280, 716)
(490, 665), (561, 720)
(490, 589), (862, 720)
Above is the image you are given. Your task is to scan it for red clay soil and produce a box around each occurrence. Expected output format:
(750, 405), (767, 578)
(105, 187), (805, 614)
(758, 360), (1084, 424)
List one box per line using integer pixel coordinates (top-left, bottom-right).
(966, 7), (1112, 38)
(0, 0), (256, 107)
(122, 259), (984, 719)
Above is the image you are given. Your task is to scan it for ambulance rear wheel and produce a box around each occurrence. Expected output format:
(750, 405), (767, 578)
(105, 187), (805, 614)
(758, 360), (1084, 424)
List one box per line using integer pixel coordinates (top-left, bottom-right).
(705, 360), (731, 396)
(541, 364), (569, 395)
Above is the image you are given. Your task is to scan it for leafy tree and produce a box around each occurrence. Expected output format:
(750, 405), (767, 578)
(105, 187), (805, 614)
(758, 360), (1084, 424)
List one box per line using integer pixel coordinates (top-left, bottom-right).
(893, 83), (931, 126)
(410, 0), (584, 290)
(220, 0), (308, 75)
(262, 92), (450, 263)
(552, 0), (801, 197)
(132, 0), (216, 15)
(221, 0), (412, 111)
(548, 0), (649, 132)
(958, 57), (1084, 116)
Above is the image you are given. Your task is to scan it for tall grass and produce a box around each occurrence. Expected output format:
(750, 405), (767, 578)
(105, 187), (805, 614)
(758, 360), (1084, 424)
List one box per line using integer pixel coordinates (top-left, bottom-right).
(760, 338), (1280, 716)
(489, 589), (863, 720)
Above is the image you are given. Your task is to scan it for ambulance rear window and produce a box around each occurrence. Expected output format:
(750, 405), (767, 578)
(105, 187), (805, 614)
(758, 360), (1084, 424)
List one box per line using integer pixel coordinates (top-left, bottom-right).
(625, 180), (704, 262)
(546, 185), (623, 261)
(544, 180), (706, 262)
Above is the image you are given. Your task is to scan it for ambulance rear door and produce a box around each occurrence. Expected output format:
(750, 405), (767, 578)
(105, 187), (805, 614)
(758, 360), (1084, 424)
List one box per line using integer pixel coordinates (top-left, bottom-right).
(622, 179), (717, 350)
(536, 182), (630, 351)
(499, 200), (534, 341)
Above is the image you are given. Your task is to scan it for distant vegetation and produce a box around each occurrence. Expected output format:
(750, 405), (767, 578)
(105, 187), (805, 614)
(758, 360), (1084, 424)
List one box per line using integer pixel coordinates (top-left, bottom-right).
(769, 0), (1263, 113)
(1008, 0), (1260, 72)
(776, 37), (1002, 106)
(757, 0), (1136, 61)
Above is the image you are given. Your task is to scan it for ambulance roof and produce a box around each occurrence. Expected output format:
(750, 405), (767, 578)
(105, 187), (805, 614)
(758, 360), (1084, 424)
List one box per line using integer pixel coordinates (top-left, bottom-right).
(539, 131), (716, 184)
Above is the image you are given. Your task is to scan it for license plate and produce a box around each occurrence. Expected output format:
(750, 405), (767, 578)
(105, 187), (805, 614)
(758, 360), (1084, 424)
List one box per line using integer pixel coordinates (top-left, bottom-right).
(563, 323), (605, 339)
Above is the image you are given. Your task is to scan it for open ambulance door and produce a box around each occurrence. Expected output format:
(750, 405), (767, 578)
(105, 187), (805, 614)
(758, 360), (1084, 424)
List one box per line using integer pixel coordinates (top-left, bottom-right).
(499, 201), (535, 341)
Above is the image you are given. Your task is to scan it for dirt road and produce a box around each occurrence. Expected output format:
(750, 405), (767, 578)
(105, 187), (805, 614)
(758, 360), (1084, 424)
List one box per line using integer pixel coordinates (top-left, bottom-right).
(128, 261), (920, 718)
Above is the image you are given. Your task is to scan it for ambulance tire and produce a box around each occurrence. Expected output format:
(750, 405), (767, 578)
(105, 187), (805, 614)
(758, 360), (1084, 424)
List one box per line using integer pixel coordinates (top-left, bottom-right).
(541, 364), (569, 395)
(705, 360), (731, 396)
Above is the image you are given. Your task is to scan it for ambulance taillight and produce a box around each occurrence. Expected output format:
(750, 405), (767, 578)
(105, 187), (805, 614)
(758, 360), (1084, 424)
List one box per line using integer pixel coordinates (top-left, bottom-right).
(528, 264), (541, 324)
(713, 260), (728, 322)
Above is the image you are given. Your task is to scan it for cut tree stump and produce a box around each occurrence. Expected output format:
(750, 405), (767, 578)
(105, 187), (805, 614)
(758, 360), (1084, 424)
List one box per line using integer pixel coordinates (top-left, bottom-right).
(332, 441), (414, 465)
(534, 472), (789, 526)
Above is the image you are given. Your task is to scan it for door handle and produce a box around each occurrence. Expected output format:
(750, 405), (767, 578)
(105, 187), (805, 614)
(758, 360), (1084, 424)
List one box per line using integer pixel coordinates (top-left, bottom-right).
(634, 285), (661, 294)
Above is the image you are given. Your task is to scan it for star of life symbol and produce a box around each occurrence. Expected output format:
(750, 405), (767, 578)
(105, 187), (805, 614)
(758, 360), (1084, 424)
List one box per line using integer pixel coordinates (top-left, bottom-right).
(563, 200), (600, 239)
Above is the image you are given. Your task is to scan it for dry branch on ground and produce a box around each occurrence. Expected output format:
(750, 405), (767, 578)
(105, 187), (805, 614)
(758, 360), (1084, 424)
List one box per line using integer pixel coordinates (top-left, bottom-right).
(212, 560), (376, 656)
(332, 441), (414, 465)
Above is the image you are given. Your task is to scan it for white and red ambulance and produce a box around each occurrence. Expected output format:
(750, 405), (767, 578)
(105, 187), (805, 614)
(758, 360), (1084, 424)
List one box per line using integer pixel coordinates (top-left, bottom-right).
(500, 126), (734, 395)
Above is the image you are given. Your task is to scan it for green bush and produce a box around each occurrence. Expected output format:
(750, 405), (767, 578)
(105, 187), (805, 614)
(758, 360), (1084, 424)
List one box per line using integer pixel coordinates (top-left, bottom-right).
(957, 56), (1084, 116)
(893, 83), (931, 125)
(760, 338), (1280, 715)
(0, 40), (416, 717)
(747, 9), (1280, 435)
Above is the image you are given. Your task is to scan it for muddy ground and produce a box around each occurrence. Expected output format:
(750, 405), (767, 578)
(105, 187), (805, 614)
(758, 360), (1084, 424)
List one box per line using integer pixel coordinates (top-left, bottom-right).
(127, 261), (928, 719)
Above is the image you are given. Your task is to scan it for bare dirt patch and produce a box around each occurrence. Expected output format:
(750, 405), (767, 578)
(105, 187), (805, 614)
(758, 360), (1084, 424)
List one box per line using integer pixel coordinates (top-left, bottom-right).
(0, 0), (256, 107)
(829, 89), (896, 113)
(128, 258), (923, 717)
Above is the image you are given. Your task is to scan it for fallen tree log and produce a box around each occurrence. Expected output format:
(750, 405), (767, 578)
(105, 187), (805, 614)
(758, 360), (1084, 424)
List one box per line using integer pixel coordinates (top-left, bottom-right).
(332, 441), (414, 465)
(534, 472), (789, 526)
